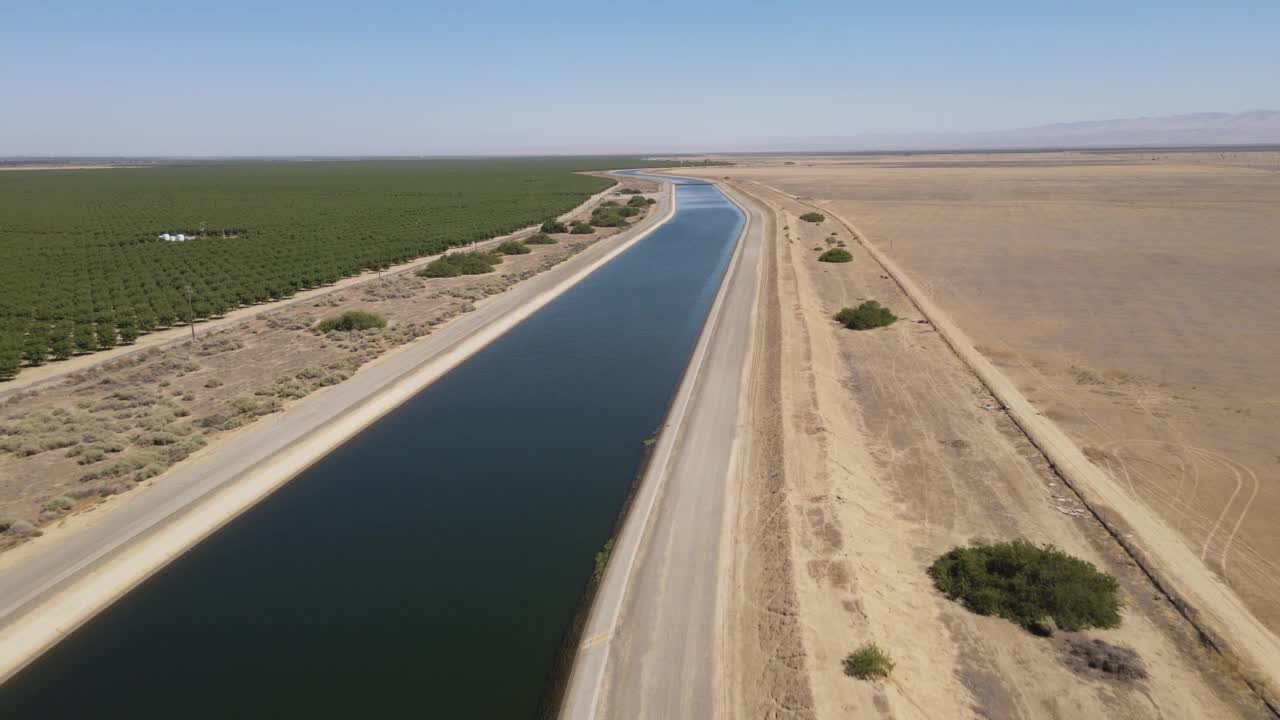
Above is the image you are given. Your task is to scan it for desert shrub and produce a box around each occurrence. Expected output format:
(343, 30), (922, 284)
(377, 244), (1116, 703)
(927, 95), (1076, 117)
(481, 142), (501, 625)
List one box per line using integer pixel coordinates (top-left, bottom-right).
(540, 219), (568, 233)
(5, 519), (36, 536)
(0, 518), (12, 533)
(77, 446), (107, 465)
(626, 195), (650, 207)
(98, 482), (129, 497)
(524, 232), (556, 245)
(42, 495), (76, 513)
(928, 541), (1122, 633)
(844, 643), (894, 680)
(1063, 637), (1147, 679)
(315, 310), (386, 333)
(818, 248), (853, 263)
(618, 187), (642, 194)
(417, 252), (499, 278)
(159, 435), (207, 463)
(593, 539), (614, 582)
(800, 212), (826, 223)
(135, 463), (166, 481)
(617, 206), (639, 217)
(205, 377), (224, 388)
(194, 336), (243, 356)
(835, 301), (897, 330)
(570, 221), (594, 235)
(146, 431), (179, 446)
(274, 379), (311, 399)
(231, 396), (259, 415)
(103, 455), (149, 477)
(496, 240), (531, 255)
(590, 207), (629, 228)
(3, 432), (79, 457)
(0, 439), (36, 457)
(67, 486), (99, 500)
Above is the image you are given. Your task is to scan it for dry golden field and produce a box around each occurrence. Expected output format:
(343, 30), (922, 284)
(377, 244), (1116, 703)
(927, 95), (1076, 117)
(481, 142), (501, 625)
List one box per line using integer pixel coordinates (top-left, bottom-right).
(692, 150), (1280, 633)
(716, 178), (1268, 718)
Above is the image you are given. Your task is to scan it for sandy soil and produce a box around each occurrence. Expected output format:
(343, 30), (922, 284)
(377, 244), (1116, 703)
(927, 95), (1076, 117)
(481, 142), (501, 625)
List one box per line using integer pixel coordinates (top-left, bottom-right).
(0, 179), (661, 548)
(684, 152), (1280, 634)
(718, 178), (1271, 718)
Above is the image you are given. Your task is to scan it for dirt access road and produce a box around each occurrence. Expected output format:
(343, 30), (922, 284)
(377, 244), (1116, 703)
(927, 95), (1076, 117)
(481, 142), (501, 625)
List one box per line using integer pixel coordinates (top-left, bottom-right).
(560, 180), (762, 719)
(0, 180), (676, 684)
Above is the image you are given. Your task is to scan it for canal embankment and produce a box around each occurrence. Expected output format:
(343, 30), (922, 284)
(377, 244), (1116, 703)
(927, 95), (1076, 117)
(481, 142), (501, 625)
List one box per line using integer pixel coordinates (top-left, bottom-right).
(558, 177), (762, 720)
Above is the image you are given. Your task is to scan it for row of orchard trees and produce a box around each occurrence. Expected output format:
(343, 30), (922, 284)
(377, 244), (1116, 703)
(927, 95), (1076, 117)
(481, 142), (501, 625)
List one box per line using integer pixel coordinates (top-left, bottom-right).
(0, 232), (448, 378)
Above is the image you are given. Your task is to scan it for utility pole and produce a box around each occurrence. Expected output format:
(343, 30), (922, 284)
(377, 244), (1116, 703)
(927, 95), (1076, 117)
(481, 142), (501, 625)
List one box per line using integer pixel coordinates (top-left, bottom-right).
(183, 285), (196, 343)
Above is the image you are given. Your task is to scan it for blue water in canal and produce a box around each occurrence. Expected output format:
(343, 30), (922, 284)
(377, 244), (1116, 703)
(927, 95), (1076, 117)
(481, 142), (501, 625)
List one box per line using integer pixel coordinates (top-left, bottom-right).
(0, 178), (743, 718)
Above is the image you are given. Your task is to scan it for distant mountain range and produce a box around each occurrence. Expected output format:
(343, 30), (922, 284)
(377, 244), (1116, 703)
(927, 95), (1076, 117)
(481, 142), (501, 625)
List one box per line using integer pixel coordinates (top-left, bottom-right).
(758, 110), (1280, 153)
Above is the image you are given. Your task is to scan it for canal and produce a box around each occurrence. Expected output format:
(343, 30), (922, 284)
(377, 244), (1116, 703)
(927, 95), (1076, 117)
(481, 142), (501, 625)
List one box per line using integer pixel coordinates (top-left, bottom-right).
(0, 177), (744, 718)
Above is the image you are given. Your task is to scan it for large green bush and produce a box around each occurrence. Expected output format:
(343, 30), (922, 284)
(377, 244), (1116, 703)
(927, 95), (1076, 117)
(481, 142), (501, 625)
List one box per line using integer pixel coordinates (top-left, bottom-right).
(540, 219), (568, 233)
(626, 195), (651, 208)
(589, 207), (629, 228)
(928, 541), (1122, 633)
(799, 211), (826, 223)
(496, 240), (531, 255)
(570, 221), (594, 235)
(834, 301), (896, 330)
(417, 251), (501, 278)
(524, 232), (556, 245)
(315, 310), (386, 333)
(818, 248), (852, 263)
(844, 643), (894, 680)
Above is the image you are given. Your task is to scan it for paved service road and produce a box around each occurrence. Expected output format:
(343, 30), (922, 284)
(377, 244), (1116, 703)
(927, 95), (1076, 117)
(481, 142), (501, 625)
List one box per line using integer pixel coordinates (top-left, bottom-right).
(560, 181), (763, 719)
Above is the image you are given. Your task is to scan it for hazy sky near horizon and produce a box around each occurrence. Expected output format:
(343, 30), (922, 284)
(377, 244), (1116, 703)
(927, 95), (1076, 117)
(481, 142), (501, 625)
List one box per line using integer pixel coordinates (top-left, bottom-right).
(3, 1), (1278, 155)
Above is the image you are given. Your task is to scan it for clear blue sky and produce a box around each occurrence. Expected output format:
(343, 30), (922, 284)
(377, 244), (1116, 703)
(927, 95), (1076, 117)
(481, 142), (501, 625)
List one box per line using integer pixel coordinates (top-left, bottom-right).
(3, 1), (1277, 155)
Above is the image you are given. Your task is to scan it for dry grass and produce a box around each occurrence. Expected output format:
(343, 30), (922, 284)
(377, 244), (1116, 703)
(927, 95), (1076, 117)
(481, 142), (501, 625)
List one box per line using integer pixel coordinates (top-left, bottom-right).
(1062, 637), (1148, 680)
(692, 150), (1280, 630)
